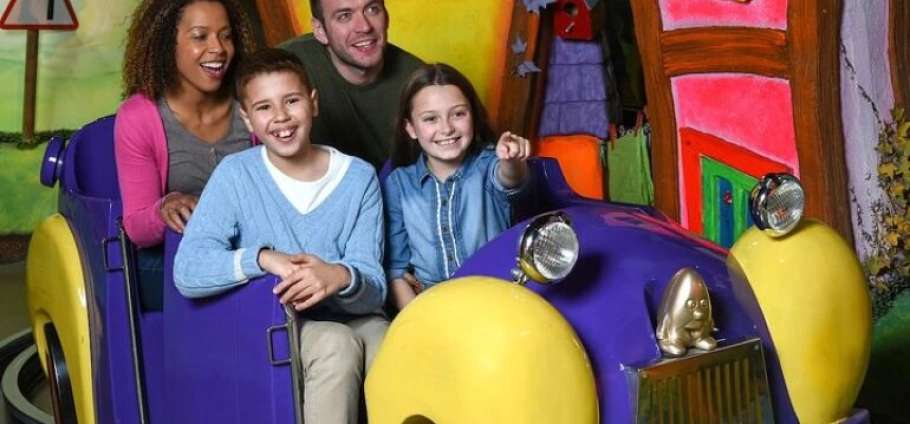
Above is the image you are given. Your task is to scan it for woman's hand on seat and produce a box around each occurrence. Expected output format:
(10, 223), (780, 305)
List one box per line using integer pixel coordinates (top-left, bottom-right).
(158, 192), (198, 233)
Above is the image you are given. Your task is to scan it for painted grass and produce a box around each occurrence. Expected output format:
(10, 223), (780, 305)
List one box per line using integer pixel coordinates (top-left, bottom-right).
(857, 290), (910, 423)
(0, 144), (57, 234)
(0, 63), (121, 133)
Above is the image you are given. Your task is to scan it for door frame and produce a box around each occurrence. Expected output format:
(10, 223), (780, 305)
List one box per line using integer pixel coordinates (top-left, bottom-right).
(890, 0), (909, 106)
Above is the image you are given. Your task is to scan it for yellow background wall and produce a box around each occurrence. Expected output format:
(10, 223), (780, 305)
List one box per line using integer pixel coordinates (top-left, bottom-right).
(288, 0), (512, 113)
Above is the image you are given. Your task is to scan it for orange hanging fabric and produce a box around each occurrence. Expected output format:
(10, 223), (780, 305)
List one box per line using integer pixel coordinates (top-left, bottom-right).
(535, 134), (606, 200)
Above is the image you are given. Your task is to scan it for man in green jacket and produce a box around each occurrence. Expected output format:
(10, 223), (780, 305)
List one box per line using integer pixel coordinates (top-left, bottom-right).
(281, 0), (423, 169)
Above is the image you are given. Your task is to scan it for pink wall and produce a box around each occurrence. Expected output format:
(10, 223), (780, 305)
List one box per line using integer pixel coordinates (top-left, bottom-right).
(659, 0), (787, 30)
(672, 74), (799, 224)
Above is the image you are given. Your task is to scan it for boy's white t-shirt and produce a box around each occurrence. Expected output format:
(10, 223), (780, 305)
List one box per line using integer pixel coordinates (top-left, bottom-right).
(261, 145), (352, 215)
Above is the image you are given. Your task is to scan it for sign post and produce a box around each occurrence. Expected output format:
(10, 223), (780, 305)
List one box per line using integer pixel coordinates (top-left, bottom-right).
(0, 0), (79, 140)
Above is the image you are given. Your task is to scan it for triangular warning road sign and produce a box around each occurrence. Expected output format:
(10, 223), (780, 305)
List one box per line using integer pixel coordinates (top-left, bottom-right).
(0, 0), (79, 30)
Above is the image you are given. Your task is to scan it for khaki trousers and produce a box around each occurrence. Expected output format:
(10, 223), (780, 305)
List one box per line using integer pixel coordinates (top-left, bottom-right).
(299, 314), (389, 424)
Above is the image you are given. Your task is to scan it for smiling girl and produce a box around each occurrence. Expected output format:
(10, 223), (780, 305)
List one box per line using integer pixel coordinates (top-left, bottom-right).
(383, 63), (532, 310)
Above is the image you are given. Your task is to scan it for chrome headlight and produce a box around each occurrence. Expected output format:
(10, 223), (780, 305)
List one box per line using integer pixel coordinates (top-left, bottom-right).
(512, 211), (579, 285)
(749, 173), (804, 237)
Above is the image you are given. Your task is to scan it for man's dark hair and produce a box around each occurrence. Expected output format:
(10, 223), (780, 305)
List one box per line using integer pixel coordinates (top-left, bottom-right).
(310, 0), (324, 22)
(234, 48), (312, 106)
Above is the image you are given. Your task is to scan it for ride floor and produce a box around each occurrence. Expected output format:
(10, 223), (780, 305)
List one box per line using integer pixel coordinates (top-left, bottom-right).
(0, 261), (28, 342)
(0, 261), (27, 424)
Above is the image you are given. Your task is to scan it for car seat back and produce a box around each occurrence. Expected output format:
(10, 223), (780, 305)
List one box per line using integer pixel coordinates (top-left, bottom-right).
(535, 134), (606, 200)
(63, 115), (120, 199)
(163, 231), (298, 423)
(53, 114), (169, 423)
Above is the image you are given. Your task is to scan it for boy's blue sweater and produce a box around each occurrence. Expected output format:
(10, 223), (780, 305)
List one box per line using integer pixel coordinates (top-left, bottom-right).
(174, 146), (386, 315)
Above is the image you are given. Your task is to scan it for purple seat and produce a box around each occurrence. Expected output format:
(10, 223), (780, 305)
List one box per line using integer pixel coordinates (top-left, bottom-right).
(60, 115), (120, 199)
(46, 115), (163, 423)
(163, 231), (297, 423)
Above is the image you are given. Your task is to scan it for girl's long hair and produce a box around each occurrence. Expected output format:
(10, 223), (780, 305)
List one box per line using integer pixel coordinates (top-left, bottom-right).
(390, 63), (496, 168)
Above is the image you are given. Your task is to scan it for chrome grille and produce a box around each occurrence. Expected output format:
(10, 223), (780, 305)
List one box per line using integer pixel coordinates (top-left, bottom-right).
(632, 338), (774, 424)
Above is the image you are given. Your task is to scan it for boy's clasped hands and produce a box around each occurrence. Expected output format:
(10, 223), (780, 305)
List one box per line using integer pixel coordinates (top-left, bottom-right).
(258, 249), (350, 311)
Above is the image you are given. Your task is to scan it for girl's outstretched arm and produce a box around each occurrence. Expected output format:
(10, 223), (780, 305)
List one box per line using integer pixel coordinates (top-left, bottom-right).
(495, 131), (531, 189)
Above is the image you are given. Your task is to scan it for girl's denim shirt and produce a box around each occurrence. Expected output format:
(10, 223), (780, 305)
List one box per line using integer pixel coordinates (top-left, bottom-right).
(382, 147), (530, 288)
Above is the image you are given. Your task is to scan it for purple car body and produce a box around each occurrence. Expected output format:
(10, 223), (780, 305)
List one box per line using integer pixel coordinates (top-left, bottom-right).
(35, 115), (869, 423)
(40, 116), (296, 423)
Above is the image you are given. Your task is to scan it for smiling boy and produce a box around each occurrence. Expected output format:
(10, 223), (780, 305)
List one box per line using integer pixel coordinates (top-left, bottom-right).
(173, 48), (388, 423)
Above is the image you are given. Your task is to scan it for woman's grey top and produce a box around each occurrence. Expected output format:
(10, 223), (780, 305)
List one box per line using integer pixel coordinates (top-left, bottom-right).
(158, 98), (251, 196)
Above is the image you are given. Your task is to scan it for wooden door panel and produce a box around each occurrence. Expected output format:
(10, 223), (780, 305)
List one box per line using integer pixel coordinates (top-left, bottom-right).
(660, 28), (788, 77)
(674, 74), (798, 230)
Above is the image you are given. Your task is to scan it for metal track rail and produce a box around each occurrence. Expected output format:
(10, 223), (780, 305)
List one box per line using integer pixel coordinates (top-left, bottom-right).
(0, 330), (53, 424)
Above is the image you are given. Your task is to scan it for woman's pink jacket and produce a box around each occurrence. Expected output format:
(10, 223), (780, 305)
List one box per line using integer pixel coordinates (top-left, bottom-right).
(114, 94), (170, 248)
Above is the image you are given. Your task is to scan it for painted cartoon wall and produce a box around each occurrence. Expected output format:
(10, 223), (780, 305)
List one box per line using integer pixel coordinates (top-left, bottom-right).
(839, 1), (910, 422)
(0, 0), (514, 239)
(0, 0), (139, 243)
(0, 0), (138, 132)
(0, 0), (899, 258)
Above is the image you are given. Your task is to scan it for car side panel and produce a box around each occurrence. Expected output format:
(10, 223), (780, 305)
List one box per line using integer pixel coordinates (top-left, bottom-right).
(26, 214), (96, 424)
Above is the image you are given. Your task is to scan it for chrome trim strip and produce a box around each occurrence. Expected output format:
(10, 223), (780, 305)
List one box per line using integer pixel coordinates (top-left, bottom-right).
(116, 220), (148, 424)
(284, 306), (305, 424)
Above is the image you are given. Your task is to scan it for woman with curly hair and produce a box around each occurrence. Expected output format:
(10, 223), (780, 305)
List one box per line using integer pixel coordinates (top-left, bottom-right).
(115, 0), (257, 310)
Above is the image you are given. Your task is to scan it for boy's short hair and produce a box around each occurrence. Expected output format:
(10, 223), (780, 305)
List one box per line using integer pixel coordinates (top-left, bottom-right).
(235, 48), (312, 107)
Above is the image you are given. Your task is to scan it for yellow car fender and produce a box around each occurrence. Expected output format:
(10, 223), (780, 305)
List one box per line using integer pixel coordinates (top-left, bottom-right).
(366, 276), (598, 424)
(27, 214), (96, 424)
(729, 219), (871, 424)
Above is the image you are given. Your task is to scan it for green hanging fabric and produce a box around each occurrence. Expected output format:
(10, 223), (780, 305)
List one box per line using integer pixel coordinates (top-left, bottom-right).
(606, 128), (654, 206)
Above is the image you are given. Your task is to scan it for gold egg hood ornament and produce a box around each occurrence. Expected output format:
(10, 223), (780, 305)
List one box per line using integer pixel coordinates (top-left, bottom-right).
(655, 267), (718, 357)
